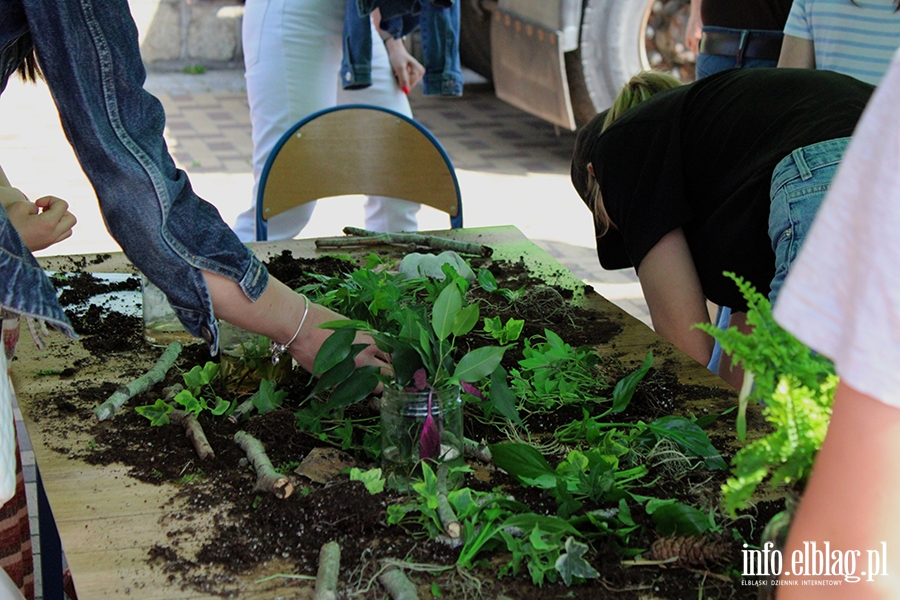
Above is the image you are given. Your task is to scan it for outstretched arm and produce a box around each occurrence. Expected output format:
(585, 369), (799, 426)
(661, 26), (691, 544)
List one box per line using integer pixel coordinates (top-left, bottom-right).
(637, 228), (718, 373)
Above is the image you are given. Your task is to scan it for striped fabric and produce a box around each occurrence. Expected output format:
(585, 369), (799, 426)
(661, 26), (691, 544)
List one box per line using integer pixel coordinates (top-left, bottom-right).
(785, 0), (900, 84)
(0, 437), (33, 600)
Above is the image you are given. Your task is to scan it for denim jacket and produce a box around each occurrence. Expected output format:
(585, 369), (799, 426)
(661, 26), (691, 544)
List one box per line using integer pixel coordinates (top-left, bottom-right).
(342, 0), (463, 97)
(0, 0), (269, 353)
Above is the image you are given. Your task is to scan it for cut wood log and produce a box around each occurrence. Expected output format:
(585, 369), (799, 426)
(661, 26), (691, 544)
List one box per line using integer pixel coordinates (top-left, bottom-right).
(233, 430), (293, 499)
(93, 341), (182, 421)
(313, 541), (340, 600)
(169, 410), (215, 460)
(378, 566), (419, 600)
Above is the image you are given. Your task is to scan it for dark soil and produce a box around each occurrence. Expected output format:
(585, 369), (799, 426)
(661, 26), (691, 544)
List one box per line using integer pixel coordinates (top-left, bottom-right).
(30, 250), (771, 599)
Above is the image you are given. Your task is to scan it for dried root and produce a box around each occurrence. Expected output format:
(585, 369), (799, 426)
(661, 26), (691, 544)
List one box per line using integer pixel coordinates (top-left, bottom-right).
(169, 409), (215, 460)
(94, 341), (182, 421)
(314, 541), (341, 600)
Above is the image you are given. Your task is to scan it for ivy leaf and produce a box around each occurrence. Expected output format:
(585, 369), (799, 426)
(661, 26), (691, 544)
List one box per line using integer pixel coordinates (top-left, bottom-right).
(610, 351), (653, 413)
(349, 467), (385, 495)
(431, 282), (462, 341)
(135, 399), (173, 426)
(173, 389), (202, 416)
(452, 346), (508, 383)
(209, 396), (231, 416)
(555, 537), (600, 586)
(252, 378), (287, 414)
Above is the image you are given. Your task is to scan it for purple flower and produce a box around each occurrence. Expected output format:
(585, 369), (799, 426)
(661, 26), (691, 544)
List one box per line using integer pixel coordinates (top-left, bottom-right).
(419, 390), (441, 461)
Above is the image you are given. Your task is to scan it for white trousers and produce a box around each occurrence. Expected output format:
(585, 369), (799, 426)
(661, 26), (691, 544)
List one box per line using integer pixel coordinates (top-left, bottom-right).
(234, 0), (421, 241)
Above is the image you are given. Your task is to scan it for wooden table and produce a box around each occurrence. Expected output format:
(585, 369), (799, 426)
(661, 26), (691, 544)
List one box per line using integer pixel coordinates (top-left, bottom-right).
(15, 226), (736, 599)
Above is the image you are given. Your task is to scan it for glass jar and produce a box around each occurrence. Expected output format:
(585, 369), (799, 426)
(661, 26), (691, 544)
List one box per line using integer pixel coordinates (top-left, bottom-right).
(380, 386), (463, 490)
(218, 321), (292, 394)
(140, 275), (196, 347)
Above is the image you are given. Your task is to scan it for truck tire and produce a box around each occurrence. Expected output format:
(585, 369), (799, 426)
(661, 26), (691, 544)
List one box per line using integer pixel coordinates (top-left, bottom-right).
(568, 0), (692, 126)
(459, 0), (494, 81)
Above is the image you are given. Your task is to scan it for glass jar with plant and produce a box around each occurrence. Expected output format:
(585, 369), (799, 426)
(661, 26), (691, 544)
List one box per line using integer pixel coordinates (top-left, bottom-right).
(308, 262), (518, 488)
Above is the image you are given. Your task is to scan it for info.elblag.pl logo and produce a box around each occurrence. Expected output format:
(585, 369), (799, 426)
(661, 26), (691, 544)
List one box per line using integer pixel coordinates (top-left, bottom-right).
(742, 541), (889, 586)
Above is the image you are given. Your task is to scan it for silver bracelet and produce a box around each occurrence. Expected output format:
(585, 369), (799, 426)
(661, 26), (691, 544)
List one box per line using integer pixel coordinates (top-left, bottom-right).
(270, 294), (310, 366)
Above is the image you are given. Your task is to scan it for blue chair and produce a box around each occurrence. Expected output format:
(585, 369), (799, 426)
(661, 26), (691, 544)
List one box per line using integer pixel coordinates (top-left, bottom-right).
(255, 104), (463, 241)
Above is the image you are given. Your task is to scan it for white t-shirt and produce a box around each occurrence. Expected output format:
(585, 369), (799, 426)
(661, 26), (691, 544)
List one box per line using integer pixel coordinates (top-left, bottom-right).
(773, 49), (900, 408)
(784, 0), (900, 85)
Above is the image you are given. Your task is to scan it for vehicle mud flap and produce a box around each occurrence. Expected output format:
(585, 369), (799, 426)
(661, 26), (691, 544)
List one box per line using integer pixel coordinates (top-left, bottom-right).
(490, 8), (576, 130)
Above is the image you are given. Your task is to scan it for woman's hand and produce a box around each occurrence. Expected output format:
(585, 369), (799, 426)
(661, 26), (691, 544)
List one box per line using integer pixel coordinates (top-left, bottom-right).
(384, 37), (425, 94)
(2, 192), (76, 252)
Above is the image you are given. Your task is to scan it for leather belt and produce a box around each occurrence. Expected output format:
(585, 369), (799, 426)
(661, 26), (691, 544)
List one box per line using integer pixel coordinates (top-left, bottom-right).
(699, 30), (784, 64)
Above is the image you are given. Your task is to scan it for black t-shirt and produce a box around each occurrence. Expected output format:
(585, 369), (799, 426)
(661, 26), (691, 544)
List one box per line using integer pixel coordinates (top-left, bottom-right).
(701, 0), (794, 31)
(590, 68), (873, 311)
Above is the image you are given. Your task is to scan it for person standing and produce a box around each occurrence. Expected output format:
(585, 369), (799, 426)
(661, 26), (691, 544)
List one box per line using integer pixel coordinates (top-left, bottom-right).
(232, 1), (460, 242)
(774, 50), (900, 596)
(686, 0), (794, 79)
(778, 0), (900, 86)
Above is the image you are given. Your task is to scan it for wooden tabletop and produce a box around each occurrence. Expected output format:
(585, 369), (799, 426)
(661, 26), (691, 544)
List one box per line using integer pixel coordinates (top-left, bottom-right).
(15, 225), (735, 599)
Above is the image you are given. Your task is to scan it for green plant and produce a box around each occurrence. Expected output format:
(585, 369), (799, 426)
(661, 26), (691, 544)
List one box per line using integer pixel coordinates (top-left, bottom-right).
(135, 362), (230, 425)
(483, 316), (524, 345)
(510, 330), (607, 411)
(313, 268), (512, 409)
(694, 273), (836, 515)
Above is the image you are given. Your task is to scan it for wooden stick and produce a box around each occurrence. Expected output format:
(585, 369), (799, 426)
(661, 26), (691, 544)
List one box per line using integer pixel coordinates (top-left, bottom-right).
(94, 341), (182, 421)
(314, 227), (493, 257)
(436, 465), (461, 539)
(227, 397), (255, 423)
(313, 541), (341, 600)
(234, 430), (294, 499)
(378, 566), (419, 600)
(169, 410), (215, 460)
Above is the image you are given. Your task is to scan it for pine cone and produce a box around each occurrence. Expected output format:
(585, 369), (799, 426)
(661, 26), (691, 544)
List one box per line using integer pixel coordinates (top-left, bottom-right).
(648, 535), (733, 568)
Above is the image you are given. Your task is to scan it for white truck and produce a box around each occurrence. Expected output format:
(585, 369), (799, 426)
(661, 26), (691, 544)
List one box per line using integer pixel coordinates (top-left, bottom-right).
(458, 0), (693, 130)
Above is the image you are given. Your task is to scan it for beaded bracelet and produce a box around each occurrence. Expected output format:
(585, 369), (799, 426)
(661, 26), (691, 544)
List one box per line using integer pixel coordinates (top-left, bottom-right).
(269, 294), (310, 366)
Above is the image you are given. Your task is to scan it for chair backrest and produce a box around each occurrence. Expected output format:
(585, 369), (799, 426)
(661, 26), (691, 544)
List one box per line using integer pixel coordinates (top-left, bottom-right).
(255, 104), (463, 240)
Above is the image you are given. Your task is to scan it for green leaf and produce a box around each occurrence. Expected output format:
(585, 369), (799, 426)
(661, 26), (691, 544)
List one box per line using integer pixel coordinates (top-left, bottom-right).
(135, 399), (173, 426)
(488, 365), (524, 427)
(649, 501), (710, 537)
(555, 537), (600, 586)
(450, 303), (480, 337)
(324, 366), (380, 409)
(349, 467), (385, 495)
(306, 350), (360, 399)
(610, 351), (653, 413)
(209, 397), (231, 416)
(173, 389), (202, 416)
(646, 415), (727, 470)
(252, 378), (287, 414)
(431, 282), (462, 341)
(452, 346), (508, 383)
(477, 268), (499, 293)
(490, 443), (557, 485)
(391, 342), (424, 388)
(312, 326), (357, 376)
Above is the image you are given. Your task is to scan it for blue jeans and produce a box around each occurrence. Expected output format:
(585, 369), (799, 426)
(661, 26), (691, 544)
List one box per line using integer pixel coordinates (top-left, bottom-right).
(768, 137), (851, 306)
(695, 26), (781, 79)
(0, 0), (268, 350)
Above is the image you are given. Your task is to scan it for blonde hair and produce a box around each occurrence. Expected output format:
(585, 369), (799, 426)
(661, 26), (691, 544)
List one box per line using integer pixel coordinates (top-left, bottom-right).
(572, 71), (683, 237)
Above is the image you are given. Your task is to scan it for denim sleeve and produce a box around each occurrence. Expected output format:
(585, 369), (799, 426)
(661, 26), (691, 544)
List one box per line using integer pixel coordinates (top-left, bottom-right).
(19, 0), (268, 349)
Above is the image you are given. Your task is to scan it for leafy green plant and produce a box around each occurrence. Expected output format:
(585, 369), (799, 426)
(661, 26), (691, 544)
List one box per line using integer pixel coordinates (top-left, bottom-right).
(483, 316), (524, 345)
(135, 362), (230, 425)
(510, 330), (607, 410)
(314, 270), (512, 410)
(694, 273), (836, 515)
